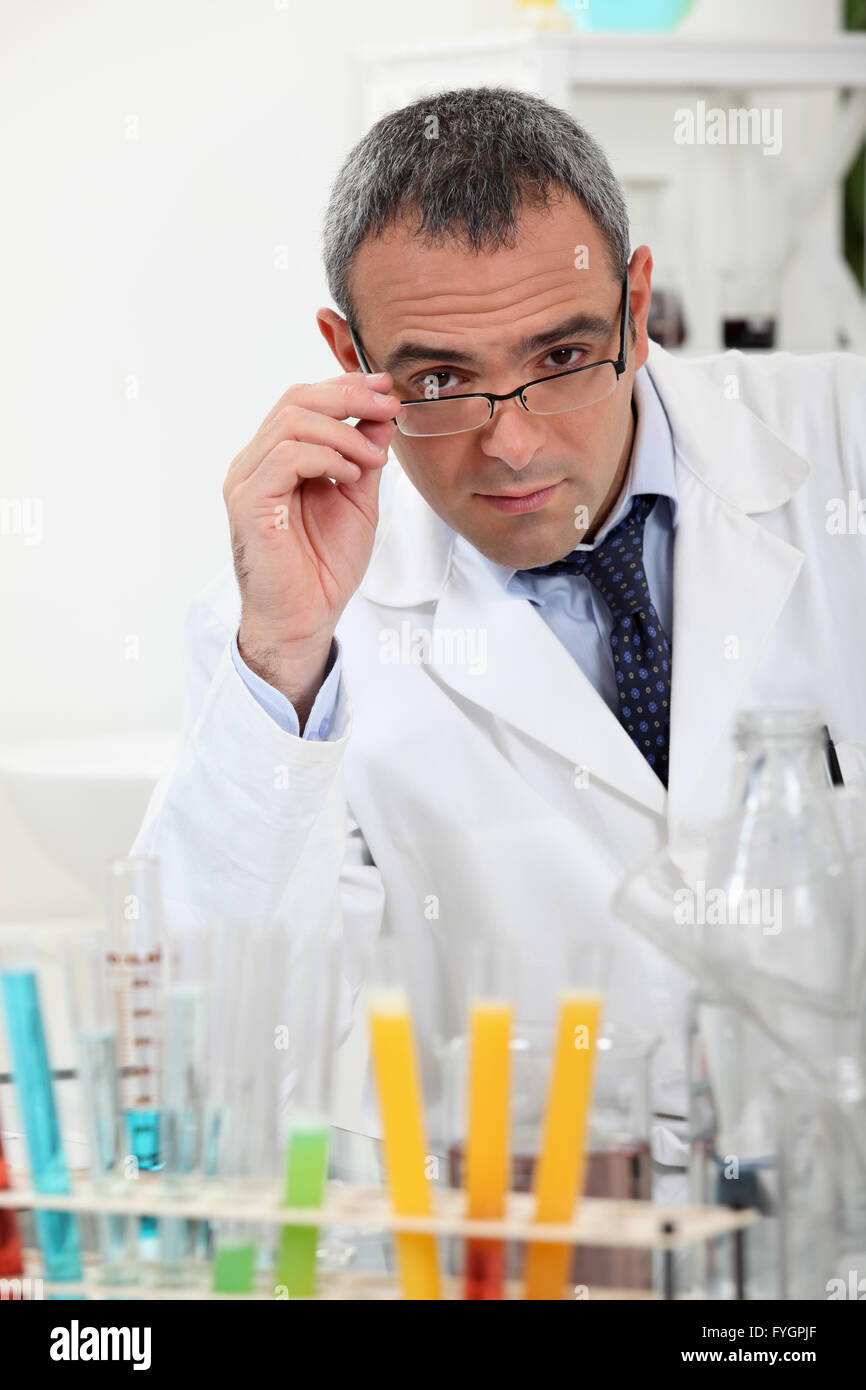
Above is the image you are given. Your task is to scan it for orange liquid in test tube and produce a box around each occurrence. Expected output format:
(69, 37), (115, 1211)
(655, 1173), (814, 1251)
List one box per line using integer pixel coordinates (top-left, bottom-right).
(524, 991), (602, 1301)
(464, 999), (512, 1299)
(369, 989), (441, 1300)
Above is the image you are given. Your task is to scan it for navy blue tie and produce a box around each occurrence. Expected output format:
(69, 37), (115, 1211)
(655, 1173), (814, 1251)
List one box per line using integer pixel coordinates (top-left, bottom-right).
(526, 494), (672, 787)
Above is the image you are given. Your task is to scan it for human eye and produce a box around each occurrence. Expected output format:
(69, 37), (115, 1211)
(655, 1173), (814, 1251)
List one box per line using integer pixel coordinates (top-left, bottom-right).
(539, 346), (589, 373)
(407, 368), (464, 399)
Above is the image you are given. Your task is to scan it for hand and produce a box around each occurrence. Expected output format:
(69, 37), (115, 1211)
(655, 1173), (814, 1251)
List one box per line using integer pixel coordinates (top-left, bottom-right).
(223, 370), (401, 721)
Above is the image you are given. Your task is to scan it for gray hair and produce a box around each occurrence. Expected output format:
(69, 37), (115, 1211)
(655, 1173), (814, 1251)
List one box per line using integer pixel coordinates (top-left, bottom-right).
(322, 86), (631, 330)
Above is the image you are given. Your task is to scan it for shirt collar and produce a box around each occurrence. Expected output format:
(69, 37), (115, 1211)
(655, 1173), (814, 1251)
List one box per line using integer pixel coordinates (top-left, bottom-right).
(465, 362), (679, 596)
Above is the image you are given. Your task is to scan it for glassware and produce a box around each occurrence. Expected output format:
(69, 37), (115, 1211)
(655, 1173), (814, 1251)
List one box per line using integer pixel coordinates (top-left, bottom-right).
(721, 268), (778, 350)
(366, 936), (443, 1301)
(274, 933), (341, 1299)
(106, 857), (164, 1251)
(562, 0), (696, 32)
(615, 710), (866, 1298)
(0, 932), (83, 1283)
(441, 1021), (657, 1294)
(647, 286), (688, 348)
(63, 931), (138, 1285)
(159, 920), (212, 1283)
(774, 1057), (866, 1301)
(207, 919), (286, 1295)
(441, 926), (621, 1296)
(515, 0), (571, 32)
(0, 1107), (24, 1285)
(460, 941), (516, 1300)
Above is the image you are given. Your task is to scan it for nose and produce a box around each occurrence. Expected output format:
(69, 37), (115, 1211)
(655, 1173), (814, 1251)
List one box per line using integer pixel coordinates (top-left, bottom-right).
(477, 395), (544, 471)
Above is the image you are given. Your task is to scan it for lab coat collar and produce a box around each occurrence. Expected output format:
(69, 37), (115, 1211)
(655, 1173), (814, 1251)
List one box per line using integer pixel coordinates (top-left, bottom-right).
(644, 340), (811, 511)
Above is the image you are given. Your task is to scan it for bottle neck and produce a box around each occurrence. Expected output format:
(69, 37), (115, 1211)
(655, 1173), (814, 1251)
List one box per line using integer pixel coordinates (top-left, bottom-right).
(729, 714), (829, 813)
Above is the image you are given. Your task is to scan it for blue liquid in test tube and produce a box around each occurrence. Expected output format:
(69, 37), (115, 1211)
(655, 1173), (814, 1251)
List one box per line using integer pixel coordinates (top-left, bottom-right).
(0, 968), (83, 1282)
(124, 1109), (162, 1240)
(106, 858), (165, 1251)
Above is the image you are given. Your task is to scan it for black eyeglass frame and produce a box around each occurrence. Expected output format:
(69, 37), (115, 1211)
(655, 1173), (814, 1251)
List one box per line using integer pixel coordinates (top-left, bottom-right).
(346, 271), (630, 430)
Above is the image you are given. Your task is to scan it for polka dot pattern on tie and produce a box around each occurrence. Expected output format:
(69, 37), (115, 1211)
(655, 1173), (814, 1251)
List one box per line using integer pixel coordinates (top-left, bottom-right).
(529, 494), (672, 788)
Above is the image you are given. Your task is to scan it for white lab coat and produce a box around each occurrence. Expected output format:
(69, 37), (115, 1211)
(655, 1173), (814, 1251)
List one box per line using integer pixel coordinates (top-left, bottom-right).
(132, 341), (866, 1169)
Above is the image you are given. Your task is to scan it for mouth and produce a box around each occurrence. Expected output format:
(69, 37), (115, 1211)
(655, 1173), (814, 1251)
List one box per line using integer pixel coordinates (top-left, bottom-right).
(477, 481), (562, 515)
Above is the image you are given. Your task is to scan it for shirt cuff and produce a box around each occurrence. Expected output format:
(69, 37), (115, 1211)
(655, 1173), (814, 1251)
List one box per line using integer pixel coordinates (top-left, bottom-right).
(230, 632), (345, 740)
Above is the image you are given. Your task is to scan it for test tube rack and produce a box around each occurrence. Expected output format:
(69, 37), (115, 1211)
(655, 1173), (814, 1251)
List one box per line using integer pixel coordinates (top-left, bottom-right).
(0, 1173), (756, 1300)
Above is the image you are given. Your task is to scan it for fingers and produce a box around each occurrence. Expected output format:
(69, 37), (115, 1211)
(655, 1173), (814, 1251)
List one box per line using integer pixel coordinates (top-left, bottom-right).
(260, 371), (399, 431)
(242, 439), (369, 499)
(261, 403), (394, 475)
(226, 376), (401, 493)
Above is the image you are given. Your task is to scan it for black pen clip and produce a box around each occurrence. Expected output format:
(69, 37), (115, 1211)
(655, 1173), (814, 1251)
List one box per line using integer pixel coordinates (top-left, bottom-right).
(823, 725), (845, 787)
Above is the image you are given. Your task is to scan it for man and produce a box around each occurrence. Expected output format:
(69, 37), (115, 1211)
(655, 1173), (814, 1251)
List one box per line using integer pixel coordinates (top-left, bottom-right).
(133, 87), (866, 1177)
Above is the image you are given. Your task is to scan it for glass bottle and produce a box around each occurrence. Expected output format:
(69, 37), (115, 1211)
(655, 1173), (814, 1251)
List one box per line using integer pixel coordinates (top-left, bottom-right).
(688, 708), (850, 1298)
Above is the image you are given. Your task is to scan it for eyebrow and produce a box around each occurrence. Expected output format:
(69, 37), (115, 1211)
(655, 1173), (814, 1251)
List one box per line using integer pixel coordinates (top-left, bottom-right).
(381, 310), (614, 377)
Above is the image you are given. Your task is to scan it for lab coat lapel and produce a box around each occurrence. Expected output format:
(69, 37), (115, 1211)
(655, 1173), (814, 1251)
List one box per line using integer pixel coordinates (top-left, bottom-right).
(428, 543), (669, 815)
(665, 469), (805, 829)
(645, 344), (810, 831)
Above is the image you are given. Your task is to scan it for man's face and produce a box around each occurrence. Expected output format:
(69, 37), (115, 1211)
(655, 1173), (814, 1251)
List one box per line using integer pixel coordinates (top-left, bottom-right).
(338, 196), (652, 569)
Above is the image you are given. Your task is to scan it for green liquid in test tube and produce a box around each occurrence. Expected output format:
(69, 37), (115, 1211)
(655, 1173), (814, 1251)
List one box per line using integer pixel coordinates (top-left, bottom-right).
(212, 1240), (256, 1293)
(208, 922), (286, 1298)
(275, 1117), (330, 1297)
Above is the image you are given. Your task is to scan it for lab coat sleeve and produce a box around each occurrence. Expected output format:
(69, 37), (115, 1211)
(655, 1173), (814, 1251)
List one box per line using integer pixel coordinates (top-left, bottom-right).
(129, 589), (386, 989)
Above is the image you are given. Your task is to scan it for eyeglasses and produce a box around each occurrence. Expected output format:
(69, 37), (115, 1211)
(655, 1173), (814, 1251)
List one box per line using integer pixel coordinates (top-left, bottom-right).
(347, 272), (630, 438)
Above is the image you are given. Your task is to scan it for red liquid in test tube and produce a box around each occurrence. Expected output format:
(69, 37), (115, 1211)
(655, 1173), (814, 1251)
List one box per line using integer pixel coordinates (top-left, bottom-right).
(0, 1125), (24, 1286)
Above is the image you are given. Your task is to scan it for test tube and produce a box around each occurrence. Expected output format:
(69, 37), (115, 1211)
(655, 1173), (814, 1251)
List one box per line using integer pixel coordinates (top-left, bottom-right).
(522, 937), (608, 1302)
(462, 941), (515, 1301)
(63, 932), (138, 1285)
(273, 933), (340, 1299)
(0, 932), (83, 1283)
(106, 857), (164, 1247)
(209, 920), (285, 1295)
(367, 937), (442, 1301)
(160, 921), (211, 1282)
(0, 1111), (24, 1285)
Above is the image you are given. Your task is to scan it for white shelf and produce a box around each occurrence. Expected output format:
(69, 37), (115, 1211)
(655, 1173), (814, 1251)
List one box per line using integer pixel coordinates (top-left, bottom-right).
(361, 31), (866, 91)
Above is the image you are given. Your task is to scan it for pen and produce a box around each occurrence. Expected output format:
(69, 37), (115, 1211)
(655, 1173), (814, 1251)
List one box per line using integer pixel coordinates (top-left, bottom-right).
(823, 725), (845, 787)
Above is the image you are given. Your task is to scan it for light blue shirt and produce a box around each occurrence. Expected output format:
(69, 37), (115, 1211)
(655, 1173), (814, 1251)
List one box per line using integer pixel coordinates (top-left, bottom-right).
(232, 364), (678, 733)
(230, 630), (343, 739)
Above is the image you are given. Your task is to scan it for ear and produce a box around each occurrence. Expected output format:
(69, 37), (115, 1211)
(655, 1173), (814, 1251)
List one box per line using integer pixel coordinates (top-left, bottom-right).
(627, 245), (653, 372)
(316, 307), (361, 373)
